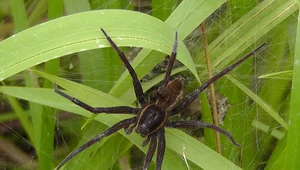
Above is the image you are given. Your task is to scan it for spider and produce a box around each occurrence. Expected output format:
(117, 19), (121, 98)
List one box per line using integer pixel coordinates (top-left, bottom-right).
(54, 28), (266, 170)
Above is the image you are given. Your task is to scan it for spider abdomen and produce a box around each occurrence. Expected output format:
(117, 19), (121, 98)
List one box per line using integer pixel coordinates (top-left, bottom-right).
(136, 103), (167, 137)
(54, 29), (264, 170)
(156, 77), (183, 110)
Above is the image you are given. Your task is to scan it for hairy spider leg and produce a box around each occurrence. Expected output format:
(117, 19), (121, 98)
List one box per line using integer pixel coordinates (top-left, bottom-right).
(54, 83), (139, 114)
(171, 43), (267, 116)
(156, 130), (166, 170)
(56, 117), (136, 170)
(54, 27), (256, 170)
(143, 136), (157, 170)
(100, 28), (146, 106)
(140, 129), (165, 170)
(167, 121), (240, 146)
(159, 31), (178, 93)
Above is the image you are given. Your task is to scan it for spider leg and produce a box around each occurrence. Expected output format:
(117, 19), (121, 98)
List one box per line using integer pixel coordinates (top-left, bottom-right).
(56, 117), (136, 170)
(142, 136), (157, 170)
(167, 120), (240, 146)
(100, 28), (146, 106)
(124, 123), (137, 134)
(156, 130), (166, 170)
(142, 135), (151, 147)
(54, 83), (139, 114)
(170, 43), (266, 116)
(158, 32), (178, 93)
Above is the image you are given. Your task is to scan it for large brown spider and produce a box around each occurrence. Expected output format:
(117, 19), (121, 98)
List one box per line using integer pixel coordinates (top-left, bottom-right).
(54, 28), (265, 170)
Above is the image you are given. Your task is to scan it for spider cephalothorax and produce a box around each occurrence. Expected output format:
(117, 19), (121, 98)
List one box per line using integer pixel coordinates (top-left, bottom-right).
(54, 28), (265, 170)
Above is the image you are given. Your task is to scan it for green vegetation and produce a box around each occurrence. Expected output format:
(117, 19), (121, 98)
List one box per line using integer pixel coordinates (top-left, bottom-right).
(0, 0), (298, 169)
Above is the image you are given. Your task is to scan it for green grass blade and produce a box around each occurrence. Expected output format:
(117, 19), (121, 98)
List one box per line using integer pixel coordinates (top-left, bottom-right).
(166, 0), (226, 37)
(285, 2), (300, 168)
(152, 0), (177, 21)
(226, 75), (288, 130)
(10, 0), (29, 32)
(63, 0), (91, 14)
(4, 95), (34, 143)
(33, 1), (64, 170)
(31, 69), (131, 106)
(265, 135), (287, 170)
(9, 0), (35, 146)
(200, 0), (295, 167)
(109, 0), (226, 98)
(28, 0), (48, 25)
(48, 0), (64, 19)
(258, 70), (293, 80)
(0, 10), (192, 82)
(202, 0), (298, 69)
(0, 86), (240, 170)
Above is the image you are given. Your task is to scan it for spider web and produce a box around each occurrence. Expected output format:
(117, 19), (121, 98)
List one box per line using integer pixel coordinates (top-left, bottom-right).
(0, 0), (295, 170)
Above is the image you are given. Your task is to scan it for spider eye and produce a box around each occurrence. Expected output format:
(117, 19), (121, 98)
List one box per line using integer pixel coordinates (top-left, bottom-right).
(136, 104), (167, 137)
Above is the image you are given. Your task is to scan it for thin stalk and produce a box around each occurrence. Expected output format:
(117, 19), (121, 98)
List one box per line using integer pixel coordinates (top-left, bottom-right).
(200, 22), (221, 154)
